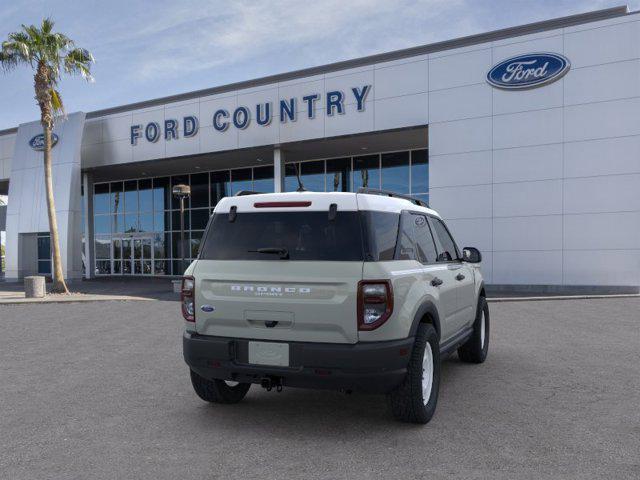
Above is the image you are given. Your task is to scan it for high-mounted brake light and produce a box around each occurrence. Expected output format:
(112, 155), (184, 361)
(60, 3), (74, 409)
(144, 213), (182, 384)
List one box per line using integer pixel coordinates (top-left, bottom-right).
(181, 276), (195, 322)
(357, 280), (393, 331)
(254, 201), (312, 208)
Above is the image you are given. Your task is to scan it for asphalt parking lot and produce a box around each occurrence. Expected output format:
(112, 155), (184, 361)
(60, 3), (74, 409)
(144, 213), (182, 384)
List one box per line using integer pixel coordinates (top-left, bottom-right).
(1, 297), (639, 479)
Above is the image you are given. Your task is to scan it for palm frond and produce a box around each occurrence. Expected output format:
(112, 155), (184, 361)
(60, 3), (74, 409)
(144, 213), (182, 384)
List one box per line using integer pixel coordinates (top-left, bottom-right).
(64, 47), (94, 82)
(1, 17), (95, 117)
(41, 17), (55, 35)
(50, 87), (64, 114)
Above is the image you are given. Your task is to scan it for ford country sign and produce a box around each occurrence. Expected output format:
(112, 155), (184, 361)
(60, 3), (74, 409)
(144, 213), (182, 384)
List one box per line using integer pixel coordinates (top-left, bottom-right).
(487, 53), (570, 90)
(29, 133), (59, 151)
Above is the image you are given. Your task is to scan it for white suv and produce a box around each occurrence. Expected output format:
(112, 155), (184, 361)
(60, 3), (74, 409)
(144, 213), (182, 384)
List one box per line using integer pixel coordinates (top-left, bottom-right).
(182, 189), (489, 424)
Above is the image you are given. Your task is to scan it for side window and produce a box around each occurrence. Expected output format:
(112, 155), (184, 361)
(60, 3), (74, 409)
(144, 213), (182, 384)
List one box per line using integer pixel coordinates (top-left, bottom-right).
(362, 211), (400, 261)
(397, 213), (417, 260)
(413, 215), (438, 264)
(430, 217), (459, 262)
(395, 212), (438, 264)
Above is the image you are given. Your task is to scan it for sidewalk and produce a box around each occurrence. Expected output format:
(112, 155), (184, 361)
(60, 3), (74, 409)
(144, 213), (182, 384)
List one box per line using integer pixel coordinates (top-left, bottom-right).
(0, 277), (178, 304)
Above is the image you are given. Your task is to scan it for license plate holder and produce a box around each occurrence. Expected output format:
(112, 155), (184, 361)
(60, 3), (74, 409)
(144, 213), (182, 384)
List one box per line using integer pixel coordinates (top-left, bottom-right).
(248, 341), (290, 367)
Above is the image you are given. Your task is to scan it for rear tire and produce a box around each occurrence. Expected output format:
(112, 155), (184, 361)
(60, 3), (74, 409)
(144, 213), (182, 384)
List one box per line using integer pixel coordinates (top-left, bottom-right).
(190, 369), (251, 404)
(387, 323), (440, 424)
(458, 296), (489, 364)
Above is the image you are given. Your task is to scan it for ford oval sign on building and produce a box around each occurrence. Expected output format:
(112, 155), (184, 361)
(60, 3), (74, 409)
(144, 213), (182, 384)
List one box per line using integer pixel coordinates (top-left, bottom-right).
(487, 53), (570, 90)
(29, 133), (59, 151)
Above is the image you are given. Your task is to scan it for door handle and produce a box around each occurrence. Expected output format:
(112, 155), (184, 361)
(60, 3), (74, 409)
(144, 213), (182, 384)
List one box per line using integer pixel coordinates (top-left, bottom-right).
(455, 273), (465, 281)
(431, 277), (443, 287)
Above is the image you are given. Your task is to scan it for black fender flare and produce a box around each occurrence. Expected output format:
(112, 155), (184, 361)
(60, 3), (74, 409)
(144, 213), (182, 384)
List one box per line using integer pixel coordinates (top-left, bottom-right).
(409, 301), (441, 340)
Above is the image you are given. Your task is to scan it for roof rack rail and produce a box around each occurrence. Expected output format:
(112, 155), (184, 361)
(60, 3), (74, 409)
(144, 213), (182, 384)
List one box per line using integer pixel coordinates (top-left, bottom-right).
(234, 190), (265, 196)
(357, 187), (429, 208)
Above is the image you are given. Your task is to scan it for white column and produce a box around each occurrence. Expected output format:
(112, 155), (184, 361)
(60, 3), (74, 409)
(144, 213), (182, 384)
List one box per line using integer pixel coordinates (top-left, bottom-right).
(273, 147), (285, 193)
(82, 172), (93, 279)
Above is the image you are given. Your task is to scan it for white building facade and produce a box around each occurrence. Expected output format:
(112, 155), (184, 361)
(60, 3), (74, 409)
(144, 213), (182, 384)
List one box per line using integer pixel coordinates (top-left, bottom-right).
(0, 6), (638, 293)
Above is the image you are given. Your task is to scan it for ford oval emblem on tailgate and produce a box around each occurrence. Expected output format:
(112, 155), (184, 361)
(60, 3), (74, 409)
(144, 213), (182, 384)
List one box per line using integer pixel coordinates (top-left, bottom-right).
(200, 305), (215, 312)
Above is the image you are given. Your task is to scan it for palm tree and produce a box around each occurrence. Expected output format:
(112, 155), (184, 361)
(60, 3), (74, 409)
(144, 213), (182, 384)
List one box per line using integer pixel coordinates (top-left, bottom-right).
(0, 18), (93, 293)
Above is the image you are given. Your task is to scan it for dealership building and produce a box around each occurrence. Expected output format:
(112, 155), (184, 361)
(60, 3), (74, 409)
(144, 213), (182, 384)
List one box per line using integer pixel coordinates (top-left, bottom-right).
(0, 6), (639, 292)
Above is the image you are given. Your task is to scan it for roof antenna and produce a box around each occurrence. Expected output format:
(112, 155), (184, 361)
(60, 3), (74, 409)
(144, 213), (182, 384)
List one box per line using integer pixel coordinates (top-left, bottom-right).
(293, 163), (306, 192)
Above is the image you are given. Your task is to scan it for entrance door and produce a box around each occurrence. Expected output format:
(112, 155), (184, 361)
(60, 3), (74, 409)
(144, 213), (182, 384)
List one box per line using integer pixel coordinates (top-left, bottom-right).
(112, 235), (154, 275)
(133, 236), (153, 275)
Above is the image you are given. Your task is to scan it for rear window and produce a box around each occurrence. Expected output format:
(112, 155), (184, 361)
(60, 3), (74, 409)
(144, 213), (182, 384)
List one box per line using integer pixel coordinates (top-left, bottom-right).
(199, 210), (403, 262)
(200, 211), (364, 261)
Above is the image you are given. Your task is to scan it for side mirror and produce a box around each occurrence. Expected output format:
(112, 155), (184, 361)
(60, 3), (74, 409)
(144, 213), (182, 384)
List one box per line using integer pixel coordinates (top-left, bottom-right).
(462, 247), (482, 263)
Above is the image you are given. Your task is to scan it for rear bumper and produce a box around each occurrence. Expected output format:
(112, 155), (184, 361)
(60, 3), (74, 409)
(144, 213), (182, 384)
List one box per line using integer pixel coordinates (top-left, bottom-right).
(183, 331), (414, 393)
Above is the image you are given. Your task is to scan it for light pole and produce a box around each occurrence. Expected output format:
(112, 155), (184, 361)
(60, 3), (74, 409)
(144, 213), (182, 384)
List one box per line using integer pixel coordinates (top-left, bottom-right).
(172, 184), (191, 274)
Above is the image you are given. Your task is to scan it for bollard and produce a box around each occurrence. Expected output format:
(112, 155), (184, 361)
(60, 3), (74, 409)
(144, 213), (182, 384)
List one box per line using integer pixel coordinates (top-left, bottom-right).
(24, 276), (46, 298)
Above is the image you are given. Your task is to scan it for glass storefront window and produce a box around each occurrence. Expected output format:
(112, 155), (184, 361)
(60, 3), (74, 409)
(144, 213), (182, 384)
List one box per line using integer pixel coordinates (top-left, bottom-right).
(96, 260), (111, 275)
(110, 182), (123, 214)
(139, 214), (154, 232)
(37, 234), (50, 259)
(113, 238), (122, 259)
(94, 215), (111, 235)
(124, 213), (138, 233)
(37, 233), (51, 275)
(153, 177), (170, 212)
(190, 231), (203, 257)
(411, 149), (429, 194)
(95, 236), (110, 259)
(94, 184), (110, 214)
(153, 233), (167, 259)
(171, 210), (190, 231)
(190, 209), (210, 230)
(154, 260), (167, 275)
(381, 151), (410, 194)
(231, 168), (252, 194)
(353, 155), (380, 190)
(153, 212), (167, 232)
(300, 160), (325, 192)
(171, 232), (187, 258)
(90, 149), (427, 276)
(173, 259), (186, 276)
(285, 163), (300, 192)
(190, 173), (209, 208)
(326, 158), (351, 192)
(124, 180), (138, 213)
(210, 171), (230, 207)
(112, 214), (124, 234)
(138, 179), (153, 212)
(253, 166), (274, 193)
(122, 239), (132, 259)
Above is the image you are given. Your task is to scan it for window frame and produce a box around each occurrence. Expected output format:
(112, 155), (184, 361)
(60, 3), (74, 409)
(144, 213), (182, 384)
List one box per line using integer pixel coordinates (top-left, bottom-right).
(394, 210), (439, 265)
(427, 215), (462, 263)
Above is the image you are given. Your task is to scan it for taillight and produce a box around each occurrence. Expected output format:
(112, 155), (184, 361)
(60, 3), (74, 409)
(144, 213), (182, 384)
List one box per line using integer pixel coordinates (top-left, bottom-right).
(358, 280), (393, 330)
(181, 276), (195, 322)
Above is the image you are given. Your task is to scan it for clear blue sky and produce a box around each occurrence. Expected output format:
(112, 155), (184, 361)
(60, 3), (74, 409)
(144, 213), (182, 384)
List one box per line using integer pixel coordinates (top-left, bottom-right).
(0, 0), (637, 130)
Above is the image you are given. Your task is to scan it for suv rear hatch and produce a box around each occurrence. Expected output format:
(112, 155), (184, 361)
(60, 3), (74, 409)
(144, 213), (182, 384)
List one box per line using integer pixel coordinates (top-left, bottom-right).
(192, 194), (363, 344)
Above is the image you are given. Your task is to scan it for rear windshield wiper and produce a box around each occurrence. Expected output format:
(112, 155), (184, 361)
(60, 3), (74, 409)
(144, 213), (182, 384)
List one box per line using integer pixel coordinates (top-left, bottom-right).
(248, 247), (290, 259)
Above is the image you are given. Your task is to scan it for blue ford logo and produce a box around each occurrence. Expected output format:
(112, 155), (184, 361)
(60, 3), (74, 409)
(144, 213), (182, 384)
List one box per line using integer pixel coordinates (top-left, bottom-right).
(200, 305), (215, 312)
(487, 53), (570, 90)
(29, 133), (59, 151)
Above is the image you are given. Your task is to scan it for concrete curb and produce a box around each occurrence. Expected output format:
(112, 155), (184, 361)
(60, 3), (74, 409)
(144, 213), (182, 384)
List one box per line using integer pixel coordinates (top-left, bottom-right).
(488, 294), (640, 303)
(0, 295), (156, 305)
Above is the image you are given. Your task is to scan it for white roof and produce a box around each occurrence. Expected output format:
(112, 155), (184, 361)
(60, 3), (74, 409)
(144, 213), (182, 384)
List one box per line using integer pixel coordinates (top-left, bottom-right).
(214, 191), (440, 217)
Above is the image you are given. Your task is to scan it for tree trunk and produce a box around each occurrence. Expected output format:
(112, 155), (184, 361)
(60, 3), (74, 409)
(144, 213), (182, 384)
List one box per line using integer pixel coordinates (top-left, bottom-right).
(43, 124), (69, 294)
(35, 63), (68, 294)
